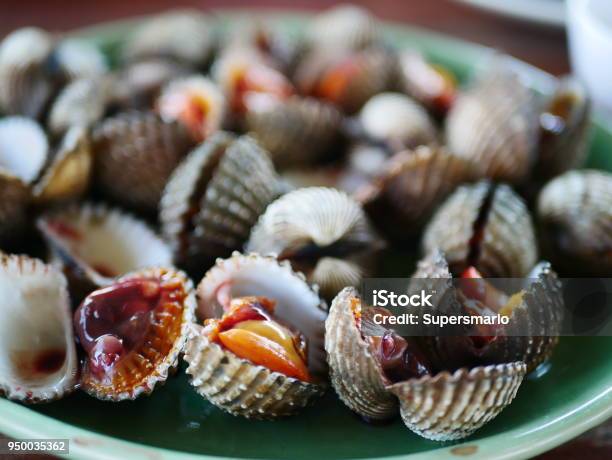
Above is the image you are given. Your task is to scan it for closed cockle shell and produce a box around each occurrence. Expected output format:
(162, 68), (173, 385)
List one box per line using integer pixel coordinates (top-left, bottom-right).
(184, 252), (327, 418)
(306, 5), (380, 51)
(357, 145), (477, 241)
(423, 181), (538, 277)
(445, 65), (540, 183)
(536, 77), (591, 180)
(0, 254), (78, 403)
(246, 187), (383, 300)
(358, 92), (437, 151)
(0, 116), (48, 245)
(37, 203), (173, 301)
(122, 11), (214, 67)
(0, 27), (55, 118)
(160, 132), (282, 273)
(51, 38), (108, 82)
(92, 111), (195, 214)
(76, 267), (196, 401)
(537, 170), (612, 275)
(295, 47), (397, 115)
(326, 286), (526, 440)
(245, 96), (343, 168)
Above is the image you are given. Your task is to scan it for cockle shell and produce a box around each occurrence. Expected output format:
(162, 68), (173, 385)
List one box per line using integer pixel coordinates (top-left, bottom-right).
(51, 39), (108, 82)
(122, 11), (214, 67)
(38, 203), (173, 300)
(0, 255), (78, 403)
(160, 132), (282, 272)
(326, 287), (526, 440)
(536, 77), (591, 180)
(246, 187), (383, 300)
(445, 65), (540, 183)
(357, 146), (477, 241)
(245, 96), (343, 169)
(79, 267), (196, 401)
(537, 170), (612, 275)
(92, 111), (195, 214)
(306, 5), (380, 51)
(423, 181), (538, 277)
(184, 252), (327, 418)
(0, 27), (55, 118)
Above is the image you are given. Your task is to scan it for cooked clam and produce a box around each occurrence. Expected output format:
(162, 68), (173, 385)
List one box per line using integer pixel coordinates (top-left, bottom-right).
(306, 5), (380, 51)
(445, 65), (540, 183)
(92, 111), (195, 214)
(246, 187), (383, 300)
(537, 170), (612, 276)
(184, 252), (327, 418)
(422, 181), (538, 277)
(0, 254), (78, 403)
(75, 267), (196, 400)
(160, 132), (282, 273)
(326, 287), (526, 440)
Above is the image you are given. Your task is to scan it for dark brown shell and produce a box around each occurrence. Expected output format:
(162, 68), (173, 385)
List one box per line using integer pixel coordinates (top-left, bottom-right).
(92, 111), (195, 214)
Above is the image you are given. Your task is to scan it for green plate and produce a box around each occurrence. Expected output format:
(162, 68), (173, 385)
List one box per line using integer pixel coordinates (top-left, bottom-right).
(1, 10), (611, 460)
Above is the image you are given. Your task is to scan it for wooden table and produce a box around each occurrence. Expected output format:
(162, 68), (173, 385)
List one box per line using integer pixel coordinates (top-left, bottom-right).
(0, 1), (608, 459)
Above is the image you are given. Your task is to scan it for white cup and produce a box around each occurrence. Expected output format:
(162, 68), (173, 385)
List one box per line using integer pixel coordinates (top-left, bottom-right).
(567, 0), (612, 114)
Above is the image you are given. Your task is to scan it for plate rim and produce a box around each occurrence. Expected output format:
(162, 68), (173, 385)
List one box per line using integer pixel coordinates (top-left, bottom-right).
(1, 8), (611, 460)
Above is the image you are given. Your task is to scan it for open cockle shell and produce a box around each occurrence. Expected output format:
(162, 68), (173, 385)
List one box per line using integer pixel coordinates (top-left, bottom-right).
(78, 267), (196, 401)
(537, 170), (612, 276)
(326, 286), (526, 439)
(445, 65), (540, 183)
(122, 10), (214, 67)
(0, 255), (78, 403)
(37, 203), (173, 299)
(245, 96), (343, 169)
(92, 111), (195, 214)
(423, 181), (538, 277)
(246, 187), (383, 300)
(184, 252), (327, 418)
(357, 145), (477, 241)
(160, 132), (282, 272)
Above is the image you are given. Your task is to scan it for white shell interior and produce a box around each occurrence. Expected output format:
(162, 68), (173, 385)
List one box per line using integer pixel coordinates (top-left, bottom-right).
(0, 117), (48, 183)
(0, 256), (77, 401)
(199, 254), (328, 375)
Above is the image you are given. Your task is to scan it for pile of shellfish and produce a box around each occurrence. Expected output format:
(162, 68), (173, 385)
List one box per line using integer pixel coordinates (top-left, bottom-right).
(0, 4), (609, 443)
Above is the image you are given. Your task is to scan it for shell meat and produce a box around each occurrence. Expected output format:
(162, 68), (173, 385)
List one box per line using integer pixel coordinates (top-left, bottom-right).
(306, 5), (380, 51)
(326, 286), (526, 440)
(357, 145), (477, 241)
(184, 252), (327, 418)
(0, 254), (78, 403)
(537, 170), (612, 275)
(92, 111), (195, 213)
(75, 267), (196, 400)
(246, 187), (383, 300)
(245, 96), (343, 169)
(445, 64), (540, 183)
(160, 132), (282, 273)
(423, 181), (538, 277)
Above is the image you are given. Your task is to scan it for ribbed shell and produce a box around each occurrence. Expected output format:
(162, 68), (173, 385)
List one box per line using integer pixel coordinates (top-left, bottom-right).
(52, 39), (108, 82)
(536, 77), (591, 179)
(423, 181), (538, 277)
(388, 362), (526, 441)
(184, 323), (324, 419)
(358, 93), (437, 150)
(122, 11), (214, 67)
(0, 27), (54, 118)
(245, 96), (343, 169)
(306, 5), (380, 51)
(325, 287), (398, 419)
(246, 187), (382, 300)
(358, 146), (477, 241)
(160, 133), (281, 270)
(80, 267), (196, 401)
(445, 66), (539, 183)
(537, 170), (612, 275)
(0, 254), (78, 403)
(92, 111), (195, 213)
